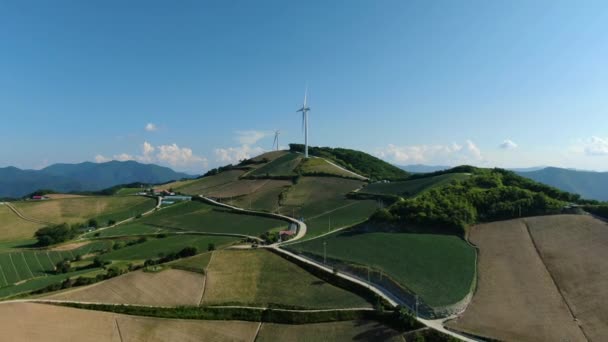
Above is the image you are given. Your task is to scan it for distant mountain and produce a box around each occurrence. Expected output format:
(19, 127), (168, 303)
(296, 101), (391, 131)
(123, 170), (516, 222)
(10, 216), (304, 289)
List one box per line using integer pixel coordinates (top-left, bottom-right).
(398, 164), (450, 173)
(517, 167), (608, 201)
(508, 166), (548, 172)
(0, 161), (194, 198)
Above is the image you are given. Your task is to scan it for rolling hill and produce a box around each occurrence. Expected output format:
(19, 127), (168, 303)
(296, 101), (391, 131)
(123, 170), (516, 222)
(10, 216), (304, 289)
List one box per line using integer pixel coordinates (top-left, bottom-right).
(517, 166), (608, 201)
(0, 161), (193, 198)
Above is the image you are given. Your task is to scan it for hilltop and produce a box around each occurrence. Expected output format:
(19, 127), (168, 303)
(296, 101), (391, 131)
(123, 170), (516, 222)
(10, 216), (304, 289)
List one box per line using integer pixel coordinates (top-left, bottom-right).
(0, 161), (193, 198)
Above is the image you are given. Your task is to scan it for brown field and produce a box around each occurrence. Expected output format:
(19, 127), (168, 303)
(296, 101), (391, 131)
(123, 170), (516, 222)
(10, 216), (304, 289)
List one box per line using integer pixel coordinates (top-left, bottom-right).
(202, 249), (370, 308)
(447, 218), (586, 342)
(526, 214), (608, 341)
(12, 196), (154, 225)
(176, 170), (245, 195)
(47, 269), (205, 306)
(0, 302), (258, 342)
(256, 320), (403, 342)
(49, 241), (91, 251)
(205, 179), (291, 199)
(0, 205), (44, 241)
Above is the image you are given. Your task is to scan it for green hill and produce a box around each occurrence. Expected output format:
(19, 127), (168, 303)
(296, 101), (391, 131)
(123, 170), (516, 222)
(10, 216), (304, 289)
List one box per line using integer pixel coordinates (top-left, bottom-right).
(289, 144), (408, 181)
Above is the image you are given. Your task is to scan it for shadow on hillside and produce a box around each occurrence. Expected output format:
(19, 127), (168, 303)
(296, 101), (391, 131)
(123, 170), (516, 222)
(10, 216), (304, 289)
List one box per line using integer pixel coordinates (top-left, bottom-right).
(352, 320), (401, 341)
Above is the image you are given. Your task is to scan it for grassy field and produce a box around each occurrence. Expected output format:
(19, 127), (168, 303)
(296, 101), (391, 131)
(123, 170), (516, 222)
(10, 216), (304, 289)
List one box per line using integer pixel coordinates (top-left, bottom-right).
(0, 302), (260, 342)
(47, 269), (205, 306)
(169, 251), (213, 273)
(301, 200), (379, 239)
(225, 181), (291, 212)
(100, 235), (236, 261)
(289, 230), (475, 307)
(205, 179), (291, 199)
(247, 152), (302, 177)
(279, 176), (366, 218)
(256, 320), (404, 342)
(446, 218), (585, 342)
(114, 187), (143, 195)
(12, 196), (157, 226)
(0, 205), (44, 241)
(134, 201), (288, 236)
(296, 157), (360, 178)
(202, 249), (370, 308)
(526, 215), (608, 342)
(93, 222), (167, 238)
(360, 173), (469, 197)
(175, 170), (244, 195)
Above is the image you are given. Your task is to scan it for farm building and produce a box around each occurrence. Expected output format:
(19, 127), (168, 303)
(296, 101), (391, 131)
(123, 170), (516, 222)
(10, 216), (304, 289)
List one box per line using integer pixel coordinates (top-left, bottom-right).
(31, 195), (48, 200)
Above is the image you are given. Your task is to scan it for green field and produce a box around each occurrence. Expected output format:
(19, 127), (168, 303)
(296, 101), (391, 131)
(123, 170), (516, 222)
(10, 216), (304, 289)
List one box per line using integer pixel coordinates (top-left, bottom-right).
(279, 177), (366, 218)
(175, 170), (244, 195)
(114, 188), (143, 195)
(133, 201), (288, 236)
(0, 241), (112, 288)
(361, 173), (470, 198)
(100, 235), (236, 261)
(169, 251), (213, 272)
(301, 200), (378, 239)
(202, 249), (370, 308)
(0, 268), (100, 299)
(12, 196), (157, 226)
(247, 152), (302, 177)
(289, 231), (476, 307)
(296, 158), (360, 178)
(92, 222), (166, 238)
(226, 181), (290, 212)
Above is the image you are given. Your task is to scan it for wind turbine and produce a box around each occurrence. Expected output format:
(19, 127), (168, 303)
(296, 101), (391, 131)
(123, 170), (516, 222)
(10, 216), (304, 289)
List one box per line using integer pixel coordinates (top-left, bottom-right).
(296, 87), (311, 158)
(273, 130), (280, 151)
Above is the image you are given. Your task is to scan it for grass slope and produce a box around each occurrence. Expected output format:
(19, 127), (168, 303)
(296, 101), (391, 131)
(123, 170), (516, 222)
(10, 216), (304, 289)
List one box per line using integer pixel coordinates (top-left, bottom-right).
(296, 158), (361, 178)
(202, 249), (370, 309)
(289, 230), (476, 307)
(361, 173), (469, 197)
(247, 152), (302, 177)
(0, 205), (44, 241)
(175, 170), (245, 195)
(12, 196), (156, 226)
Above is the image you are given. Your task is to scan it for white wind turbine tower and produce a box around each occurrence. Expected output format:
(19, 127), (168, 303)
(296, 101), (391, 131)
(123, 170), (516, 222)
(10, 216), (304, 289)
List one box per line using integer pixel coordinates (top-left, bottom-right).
(296, 87), (311, 158)
(273, 130), (280, 151)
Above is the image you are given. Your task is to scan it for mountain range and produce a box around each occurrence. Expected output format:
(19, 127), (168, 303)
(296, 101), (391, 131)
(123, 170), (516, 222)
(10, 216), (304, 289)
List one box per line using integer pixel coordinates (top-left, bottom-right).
(0, 161), (193, 198)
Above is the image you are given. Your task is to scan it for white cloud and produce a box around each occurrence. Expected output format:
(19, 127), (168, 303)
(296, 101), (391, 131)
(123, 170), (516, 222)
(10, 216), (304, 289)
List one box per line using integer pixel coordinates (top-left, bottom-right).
(583, 136), (608, 156)
(113, 153), (134, 161)
(95, 154), (110, 163)
(138, 141), (156, 163)
(376, 140), (483, 166)
(215, 145), (265, 164)
(145, 123), (158, 132)
(235, 130), (269, 145)
(499, 139), (518, 149)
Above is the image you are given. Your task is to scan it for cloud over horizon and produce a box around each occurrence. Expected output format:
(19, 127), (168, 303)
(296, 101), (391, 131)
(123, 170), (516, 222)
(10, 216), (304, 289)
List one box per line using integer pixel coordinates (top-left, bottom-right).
(500, 139), (518, 149)
(376, 140), (483, 166)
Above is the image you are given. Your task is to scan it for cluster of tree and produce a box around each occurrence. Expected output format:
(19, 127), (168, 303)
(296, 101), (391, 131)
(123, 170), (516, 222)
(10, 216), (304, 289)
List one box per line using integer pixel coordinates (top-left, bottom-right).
(34, 223), (79, 246)
(143, 246), (199, 267)
(375, 169), (570, 235)
(289, 144), (409, 181)
(34, 263), (138, 295)
(201, 164), (236, 178)
(261, 231), (280, 244)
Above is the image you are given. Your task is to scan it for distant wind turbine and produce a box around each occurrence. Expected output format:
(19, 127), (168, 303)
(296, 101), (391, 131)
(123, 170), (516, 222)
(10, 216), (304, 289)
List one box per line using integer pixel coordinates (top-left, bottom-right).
(273, 130), (280, 151)
(296, 87), (311, 158)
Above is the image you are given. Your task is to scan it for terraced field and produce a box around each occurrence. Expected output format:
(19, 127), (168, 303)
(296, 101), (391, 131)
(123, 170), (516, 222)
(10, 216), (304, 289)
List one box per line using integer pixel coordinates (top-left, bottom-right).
(300, 200), (379, 239)
(247, 152), (302, 177)
(205, 179), (291, 199)
(296, 157), (361, 178)
(256, 320), (403, 341)
(289, 230), (476, 308)
(201, 249), (370, 308)
(360, 173), (469, 197)
(226, 181), (291, 212)
(0, 205), (44, 241)
(131, 201), (288, 236)
(47, 269), (205, 306)
(99, 235), (236, 262)
(174, 170), (245, 195)
(12, 196), (157, 226)
(94, 222), (167, 238)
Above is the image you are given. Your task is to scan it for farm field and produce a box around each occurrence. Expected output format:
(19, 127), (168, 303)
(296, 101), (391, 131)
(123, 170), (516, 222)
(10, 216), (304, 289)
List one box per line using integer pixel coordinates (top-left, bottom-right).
(296, 157), (361, 179)
(11, 196), (157, 226)
(526, 215), (608, 341)
(201, 249), (370, 308)
(225, 181), (291, 212)
(250, 150), (288, 163)
(247, 152), (302, 177)
(205, 179), (291, 199)
(301, 200), (378, 239)
(47, 269), (205, 306)
(0, 205), (44, 241)
(256, 320), (404, 342)
(93, 222), (166, 238)
(99, 235), (236, 261)
(174, 170), (244, 195)
(279, 176), (366, 218)
(446, 218), (586, 342)
(0, 302), (260, 342)
(360, 173), (469, 197)
(289, 230), (475, 308)
(135, 201), (288, 236)
(169, 251), (213, 273)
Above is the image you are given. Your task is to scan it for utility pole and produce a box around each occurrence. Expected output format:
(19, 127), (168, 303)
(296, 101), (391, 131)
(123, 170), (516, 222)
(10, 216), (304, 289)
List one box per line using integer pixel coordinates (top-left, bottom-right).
(415, 294), (419, 317)
(328, 216), (331, 233)
(367, 266), (371, 288)
(323, 241), (327, 264)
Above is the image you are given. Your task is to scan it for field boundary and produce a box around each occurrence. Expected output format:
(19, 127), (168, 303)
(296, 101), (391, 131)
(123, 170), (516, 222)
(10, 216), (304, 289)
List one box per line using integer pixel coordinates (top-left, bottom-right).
(523, 220), (590, 341)
(4, 202), (55, 225)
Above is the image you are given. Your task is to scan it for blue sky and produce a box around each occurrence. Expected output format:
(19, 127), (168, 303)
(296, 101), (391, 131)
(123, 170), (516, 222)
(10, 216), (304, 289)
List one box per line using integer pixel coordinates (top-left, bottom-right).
(1, 0), (608, 173)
